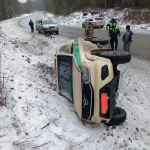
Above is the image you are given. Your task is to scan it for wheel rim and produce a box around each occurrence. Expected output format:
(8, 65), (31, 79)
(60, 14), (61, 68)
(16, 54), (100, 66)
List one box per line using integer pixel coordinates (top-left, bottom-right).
(113, 109), (120, 115)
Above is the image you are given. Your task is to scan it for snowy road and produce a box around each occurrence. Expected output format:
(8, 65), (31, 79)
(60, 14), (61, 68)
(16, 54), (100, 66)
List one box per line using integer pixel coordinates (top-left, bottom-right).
(19, 13), (150, 61)
(0, 13), (150, 150)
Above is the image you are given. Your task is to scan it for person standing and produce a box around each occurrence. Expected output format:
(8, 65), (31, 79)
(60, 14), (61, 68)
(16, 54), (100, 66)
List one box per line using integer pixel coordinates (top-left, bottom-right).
(123, 25), (133, 52)
(85, 22), (94, 39)
(109, 22), (121, 51)
(106, 18), (116, 31)
(29, 19), (34, 33)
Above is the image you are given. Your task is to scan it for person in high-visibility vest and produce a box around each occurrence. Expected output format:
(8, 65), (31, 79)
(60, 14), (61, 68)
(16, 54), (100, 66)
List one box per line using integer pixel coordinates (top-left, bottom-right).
(109, 22), (121, 51)
(106, 18), (116, 31)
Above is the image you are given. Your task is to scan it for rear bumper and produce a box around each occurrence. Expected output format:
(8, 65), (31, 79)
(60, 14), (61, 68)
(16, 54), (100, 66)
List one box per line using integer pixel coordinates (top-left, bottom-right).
(94, 24), (105, 28)
(99, 79), (116, 119)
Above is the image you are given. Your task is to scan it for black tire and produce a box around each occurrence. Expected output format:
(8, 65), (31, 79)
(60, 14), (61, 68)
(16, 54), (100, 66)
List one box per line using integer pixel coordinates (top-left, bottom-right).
(101, 26), (104, 28)
(38, 31), (41, 33)
(100, 51), (131, 65)
(106, 107), (126, 126)
(85, 37), (109, 45)
(82, 24), (85, 28)
(90, 38), (109, 45)
(43, 30), (46, 35)
(56, 31), (59, 35)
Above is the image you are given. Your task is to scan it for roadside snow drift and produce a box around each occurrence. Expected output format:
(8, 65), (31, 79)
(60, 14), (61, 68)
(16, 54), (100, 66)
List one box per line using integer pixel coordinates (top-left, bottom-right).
(0, 13), (150, 150)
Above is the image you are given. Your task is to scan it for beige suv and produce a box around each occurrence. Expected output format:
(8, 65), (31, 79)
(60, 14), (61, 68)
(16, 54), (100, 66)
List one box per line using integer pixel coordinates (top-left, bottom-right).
(55, 38), (131, 125)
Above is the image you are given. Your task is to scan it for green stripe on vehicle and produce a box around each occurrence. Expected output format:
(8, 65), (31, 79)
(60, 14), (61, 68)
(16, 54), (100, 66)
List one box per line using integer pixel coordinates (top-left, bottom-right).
(73, 39), (82, 71)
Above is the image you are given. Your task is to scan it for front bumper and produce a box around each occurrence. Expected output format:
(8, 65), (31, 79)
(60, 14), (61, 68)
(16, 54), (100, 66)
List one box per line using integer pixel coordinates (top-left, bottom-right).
(94, 24), (105, 28)
(43, 28), (59, 32)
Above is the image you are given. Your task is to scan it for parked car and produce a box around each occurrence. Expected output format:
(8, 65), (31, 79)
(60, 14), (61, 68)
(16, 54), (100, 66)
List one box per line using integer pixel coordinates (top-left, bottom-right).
(35, 19), (59, 35)
(54, 37), (131, 125)
(82, 17), (105, 28)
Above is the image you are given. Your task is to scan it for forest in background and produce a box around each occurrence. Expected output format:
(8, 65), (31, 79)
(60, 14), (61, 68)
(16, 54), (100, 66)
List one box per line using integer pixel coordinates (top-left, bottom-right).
(42, 0), (150, 15)
(0, 0), (150, 21)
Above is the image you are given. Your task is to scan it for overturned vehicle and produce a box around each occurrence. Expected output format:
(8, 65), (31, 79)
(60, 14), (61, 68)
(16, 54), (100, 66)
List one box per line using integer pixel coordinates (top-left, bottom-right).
(54, 37), (131, 125)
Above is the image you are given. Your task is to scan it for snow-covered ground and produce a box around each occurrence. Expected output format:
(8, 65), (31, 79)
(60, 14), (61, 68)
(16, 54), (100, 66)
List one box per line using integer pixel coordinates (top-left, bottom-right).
(0, 13), (150, 150)
(43, 9), (150, 34)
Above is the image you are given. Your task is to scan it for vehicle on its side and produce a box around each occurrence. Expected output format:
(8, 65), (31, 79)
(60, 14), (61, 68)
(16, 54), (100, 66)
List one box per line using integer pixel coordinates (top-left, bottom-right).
(55, 37), (131, 125)
(35, 19), (59, 35)
(82, 17), (105, 28)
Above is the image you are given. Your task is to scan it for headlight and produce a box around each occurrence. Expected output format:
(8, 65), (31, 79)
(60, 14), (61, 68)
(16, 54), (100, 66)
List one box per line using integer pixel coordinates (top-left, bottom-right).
(82, 62), (91, 84)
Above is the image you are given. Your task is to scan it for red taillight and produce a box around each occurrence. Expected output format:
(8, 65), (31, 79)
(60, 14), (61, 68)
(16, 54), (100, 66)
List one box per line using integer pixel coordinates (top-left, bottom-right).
(101, 93), (108, 114)
(96, 22), (99, 25)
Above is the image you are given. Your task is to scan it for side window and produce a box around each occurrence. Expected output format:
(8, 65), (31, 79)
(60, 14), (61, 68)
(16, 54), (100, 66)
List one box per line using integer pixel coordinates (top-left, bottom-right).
(59, 44), (72, 54)
(57, 55), (73, 102)
(38, 20), (42, 24)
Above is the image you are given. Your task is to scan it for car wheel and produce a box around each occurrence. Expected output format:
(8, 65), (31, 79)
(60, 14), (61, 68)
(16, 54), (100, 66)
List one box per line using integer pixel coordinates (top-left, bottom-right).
(82, 24), (85, 28)
(101, 26), (104, 28)
(38, 31), (41, 33)
(56, 31), (59, 35)
(43, 30), (46, 35)
(100, 51), (131, 65)
(105, 107), (126, 126)
(90, 38), (109, 45)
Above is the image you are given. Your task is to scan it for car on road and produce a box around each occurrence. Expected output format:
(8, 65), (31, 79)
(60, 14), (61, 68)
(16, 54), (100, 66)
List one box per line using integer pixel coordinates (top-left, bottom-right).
(82, 17), (105, 28)
(35, 19), (59, 35)
(54, 37), (131, 125)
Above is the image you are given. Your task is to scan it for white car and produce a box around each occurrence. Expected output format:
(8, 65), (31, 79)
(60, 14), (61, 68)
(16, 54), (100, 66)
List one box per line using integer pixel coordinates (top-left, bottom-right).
(35, 19), (59, 35)
(82, 17), (105, 28)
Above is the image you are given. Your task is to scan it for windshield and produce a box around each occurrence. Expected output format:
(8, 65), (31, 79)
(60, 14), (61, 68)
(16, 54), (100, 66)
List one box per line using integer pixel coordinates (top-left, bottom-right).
(42, 20), (55, 24)
(95, 18), (104, 20)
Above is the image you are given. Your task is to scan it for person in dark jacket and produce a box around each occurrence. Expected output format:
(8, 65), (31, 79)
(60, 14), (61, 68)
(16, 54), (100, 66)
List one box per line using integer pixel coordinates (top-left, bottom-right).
(106, 18), (116, 31)
(29, 19), (34, 33)
(109, 22), (121, 50)
(123, 25), (133, 52)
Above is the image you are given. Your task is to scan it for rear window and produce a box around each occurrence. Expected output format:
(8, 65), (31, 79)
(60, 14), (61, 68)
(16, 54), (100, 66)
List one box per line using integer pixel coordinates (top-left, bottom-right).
(95, 18), (104, 20)
(88, 19), (93, 21)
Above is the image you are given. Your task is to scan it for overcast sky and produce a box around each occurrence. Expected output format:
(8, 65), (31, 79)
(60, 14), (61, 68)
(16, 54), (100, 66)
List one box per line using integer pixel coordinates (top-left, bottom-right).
(18, 0), (26, 3)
